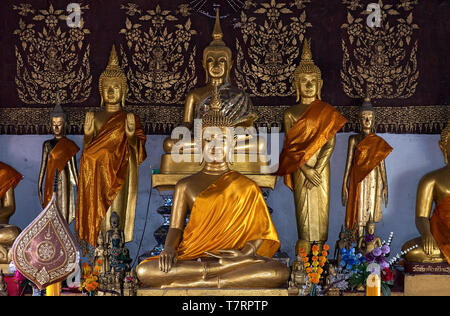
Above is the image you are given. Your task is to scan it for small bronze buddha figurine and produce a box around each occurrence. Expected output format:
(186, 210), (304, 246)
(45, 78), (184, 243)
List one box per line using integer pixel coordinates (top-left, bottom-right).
(137, 88), (290, 288)
(106, 211), (130, 272)
(357, 216), (382, 256)
(401, 120), (450, 264)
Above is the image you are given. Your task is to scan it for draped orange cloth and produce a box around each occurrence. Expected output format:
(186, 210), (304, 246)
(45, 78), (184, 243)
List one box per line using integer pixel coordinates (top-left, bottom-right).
(277, 100), (347, 190)
(345, 134), (393, 230)
(75, 110), (146, 246)
(42, 137), (79, 208)
(140, 171), (280, 264)
(430, 194), (450, 265)
(0, 162), (22, 198)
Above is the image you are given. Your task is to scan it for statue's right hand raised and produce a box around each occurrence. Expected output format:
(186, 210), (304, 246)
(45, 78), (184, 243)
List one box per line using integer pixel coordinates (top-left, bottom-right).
(84, 112), (95, 136)
(159, 246), (178, 273)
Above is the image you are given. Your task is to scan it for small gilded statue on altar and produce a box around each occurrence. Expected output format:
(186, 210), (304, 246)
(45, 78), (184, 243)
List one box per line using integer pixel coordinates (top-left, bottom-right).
(94, 232), (108, 275)
(357, 215), (382, 256)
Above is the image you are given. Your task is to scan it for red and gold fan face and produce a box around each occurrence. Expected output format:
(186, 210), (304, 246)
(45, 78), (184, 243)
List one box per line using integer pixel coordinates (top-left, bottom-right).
(12, 194), (79, 289)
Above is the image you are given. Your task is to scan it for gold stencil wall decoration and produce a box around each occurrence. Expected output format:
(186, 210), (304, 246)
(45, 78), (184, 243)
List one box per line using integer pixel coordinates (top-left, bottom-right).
(234, 0), (312, 97)
(340, 0), (420, 99)
(119, 3), (198, 104)
(13, 3), (92, 105)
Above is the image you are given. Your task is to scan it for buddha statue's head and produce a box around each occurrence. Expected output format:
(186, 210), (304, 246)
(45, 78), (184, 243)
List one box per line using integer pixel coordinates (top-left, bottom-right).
(293, 39), (323, 102)
(199, 85), (235, 163)
(203, 10), (233, 84)
(359, 97), (376, 133)
(97, 231), (104, 246)
(365, 215), (376, 235)
(110, 211), (120, 230)
(51, 91), (66, 138)
(99, 45), (128, 108)
(439, 119), (450, 164)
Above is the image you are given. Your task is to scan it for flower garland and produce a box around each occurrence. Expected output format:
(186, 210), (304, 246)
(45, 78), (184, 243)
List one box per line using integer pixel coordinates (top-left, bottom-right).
(299, 244), (329, 285)
(79, 259), (102, 295)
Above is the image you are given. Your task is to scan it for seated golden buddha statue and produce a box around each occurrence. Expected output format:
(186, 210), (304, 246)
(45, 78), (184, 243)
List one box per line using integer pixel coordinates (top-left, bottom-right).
(0, 162), (22, 264)
(401, 119), (450, 264)
(75, 45), (147, 247)
(137, 89), (290, 288)
(161, 10), (268, 175)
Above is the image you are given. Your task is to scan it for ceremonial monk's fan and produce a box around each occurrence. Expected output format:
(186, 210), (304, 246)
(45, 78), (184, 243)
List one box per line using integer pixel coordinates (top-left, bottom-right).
(11, 175), (79, 290)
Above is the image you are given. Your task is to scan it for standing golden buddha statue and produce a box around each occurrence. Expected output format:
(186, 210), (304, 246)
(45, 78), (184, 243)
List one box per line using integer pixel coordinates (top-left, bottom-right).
(0, 162), (22, 264)
(38, 92), (79, 223)
(137, 87), (289, 288)
(342, 98), (392, 237)
(277, 40), (347, 255)
(75, 45), (147, 247)
(401, 120), (450, 264)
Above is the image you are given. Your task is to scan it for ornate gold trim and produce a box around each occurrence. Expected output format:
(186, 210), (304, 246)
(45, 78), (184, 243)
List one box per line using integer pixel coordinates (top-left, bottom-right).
(0, 105), (447, 135)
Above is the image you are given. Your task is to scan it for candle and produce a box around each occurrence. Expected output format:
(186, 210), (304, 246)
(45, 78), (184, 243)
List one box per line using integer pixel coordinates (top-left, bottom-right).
(366, 273), (381, 296)
(46, 282), (62, 296)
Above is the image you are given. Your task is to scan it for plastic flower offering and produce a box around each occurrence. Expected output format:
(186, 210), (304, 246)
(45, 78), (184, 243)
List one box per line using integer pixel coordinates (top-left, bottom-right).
(340, 247), (365, 271)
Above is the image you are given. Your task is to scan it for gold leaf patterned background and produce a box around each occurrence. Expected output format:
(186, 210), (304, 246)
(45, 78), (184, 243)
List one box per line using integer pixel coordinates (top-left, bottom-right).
(0, 0), (448, 134)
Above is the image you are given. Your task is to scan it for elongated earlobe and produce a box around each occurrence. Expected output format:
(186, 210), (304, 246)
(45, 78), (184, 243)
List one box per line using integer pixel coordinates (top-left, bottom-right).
(316, 79), (323, 100)
(294, 81), (300, 103)
(440, 141), (448, 164)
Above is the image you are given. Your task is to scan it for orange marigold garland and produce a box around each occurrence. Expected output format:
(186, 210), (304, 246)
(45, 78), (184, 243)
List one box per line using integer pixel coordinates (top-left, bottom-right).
(79, 259), (102, 295)
(298, 243), (330, 289)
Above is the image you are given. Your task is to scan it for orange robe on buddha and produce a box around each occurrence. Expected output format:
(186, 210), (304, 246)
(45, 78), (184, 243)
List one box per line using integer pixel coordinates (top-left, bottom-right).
(345, 134), (393, 230)
(0, 162), (22, 198)
(430, 194), (450, 265)
(42, 137), (79, 208)
(140, 170), (280, 265)
(75, 110), (146, 246)
(277, 100), (347, 190)
(277, 100), (346, 243)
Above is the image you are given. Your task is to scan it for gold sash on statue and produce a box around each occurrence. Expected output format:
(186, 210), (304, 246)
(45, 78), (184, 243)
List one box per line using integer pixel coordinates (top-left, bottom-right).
(140, 171), (280, 264)
(277, 100), (347, 190)
(75, 110), (146, 246)
(345, 134), (392, 230)
(42, 137), (79, 208)
(0, 162), (22, 198)
(430, 194), (450, 265)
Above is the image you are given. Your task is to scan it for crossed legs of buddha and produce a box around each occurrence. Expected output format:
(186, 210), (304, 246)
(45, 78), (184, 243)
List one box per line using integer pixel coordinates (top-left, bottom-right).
(137, 256), (290, 288)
